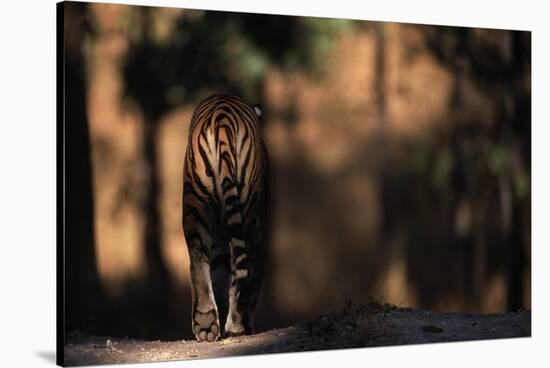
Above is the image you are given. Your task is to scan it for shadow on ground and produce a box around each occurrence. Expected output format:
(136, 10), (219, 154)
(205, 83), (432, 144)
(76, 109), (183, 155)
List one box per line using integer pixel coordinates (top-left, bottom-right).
(64, 303), (531, 366)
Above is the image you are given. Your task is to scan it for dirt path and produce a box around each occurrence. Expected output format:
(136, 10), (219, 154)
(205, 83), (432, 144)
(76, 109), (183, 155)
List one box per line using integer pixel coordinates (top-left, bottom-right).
(64, 305), (530, 366)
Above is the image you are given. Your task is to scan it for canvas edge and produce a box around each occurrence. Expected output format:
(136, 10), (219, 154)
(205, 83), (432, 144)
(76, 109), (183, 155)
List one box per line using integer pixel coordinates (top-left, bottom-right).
(56, 1), (66, 367)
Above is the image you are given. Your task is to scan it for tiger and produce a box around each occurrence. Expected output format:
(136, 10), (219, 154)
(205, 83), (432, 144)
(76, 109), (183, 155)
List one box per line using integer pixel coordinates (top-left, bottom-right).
(182, 94), (270, 342)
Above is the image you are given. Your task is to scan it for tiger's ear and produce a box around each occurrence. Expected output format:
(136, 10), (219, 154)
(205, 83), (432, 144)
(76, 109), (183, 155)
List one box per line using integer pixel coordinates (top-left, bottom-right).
(253, 104), (263, 120)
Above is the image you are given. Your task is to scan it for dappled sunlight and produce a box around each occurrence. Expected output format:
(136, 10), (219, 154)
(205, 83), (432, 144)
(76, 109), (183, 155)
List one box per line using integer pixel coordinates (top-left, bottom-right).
(385, 25), (454, 137)
(157, 106), (193, 286)
(381, 252), (417, 308)
(87, 3), (147, 295)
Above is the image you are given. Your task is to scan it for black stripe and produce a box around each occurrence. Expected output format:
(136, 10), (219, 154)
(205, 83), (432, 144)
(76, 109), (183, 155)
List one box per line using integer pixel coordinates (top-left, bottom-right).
(235, 254), (248, 269)
(191, 169), (210, 198)
(225, 195), (239, 207)
(198, 138), (214, 177)
(240, 142), (252, 186)
(239, 122), (250, 155)
(183, 179), (193, 194)
(184, 230), (204, 248)
(221, 177), (233, 193)
(214, 112), (227, 123)
(210, 253), (230, 270)
(225, 205), (242, 219)
(220, 151), (235, 173)
(231, 244), (247, 258)
(227, 223), (244, 238)
(184, 206), (211, 234)
(208, 196), (222, 227)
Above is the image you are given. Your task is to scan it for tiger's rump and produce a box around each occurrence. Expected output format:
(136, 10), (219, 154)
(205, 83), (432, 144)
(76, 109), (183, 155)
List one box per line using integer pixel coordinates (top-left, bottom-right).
(182, 94), (269, 341)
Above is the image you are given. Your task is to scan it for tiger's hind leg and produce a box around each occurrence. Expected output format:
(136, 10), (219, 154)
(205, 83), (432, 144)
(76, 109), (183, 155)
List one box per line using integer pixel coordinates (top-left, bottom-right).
(224, 234), (264, 337)
(186, 234), (221, 342)
(209, 242), (231, 334)
(224, 236), (252, 337)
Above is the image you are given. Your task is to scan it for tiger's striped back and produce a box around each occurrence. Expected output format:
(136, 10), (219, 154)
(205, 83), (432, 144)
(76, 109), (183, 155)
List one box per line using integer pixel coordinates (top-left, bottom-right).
(182, 94), (270, 341)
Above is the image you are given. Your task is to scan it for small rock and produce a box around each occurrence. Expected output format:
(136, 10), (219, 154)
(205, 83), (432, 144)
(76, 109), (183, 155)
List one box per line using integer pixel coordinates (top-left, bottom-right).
(421, 325), (444, 333)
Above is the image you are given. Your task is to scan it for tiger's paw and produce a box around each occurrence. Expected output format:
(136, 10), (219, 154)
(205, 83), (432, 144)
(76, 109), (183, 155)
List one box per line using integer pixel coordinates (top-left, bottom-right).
(193, 308), (220, 342)
(224, 317), (252, 338)
(223, 330), (248, 338)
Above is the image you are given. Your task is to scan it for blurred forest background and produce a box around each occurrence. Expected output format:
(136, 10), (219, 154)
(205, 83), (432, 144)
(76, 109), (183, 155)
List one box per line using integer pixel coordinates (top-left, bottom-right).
(63, 2), (531, 340)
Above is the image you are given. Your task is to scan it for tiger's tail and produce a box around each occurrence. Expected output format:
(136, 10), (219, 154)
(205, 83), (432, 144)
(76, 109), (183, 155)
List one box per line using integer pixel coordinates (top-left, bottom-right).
(221, 165), (248, 281)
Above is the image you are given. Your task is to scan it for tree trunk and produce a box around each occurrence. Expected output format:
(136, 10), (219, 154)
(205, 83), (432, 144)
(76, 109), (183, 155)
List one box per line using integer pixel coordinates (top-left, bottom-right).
(62, 1), (102, 332)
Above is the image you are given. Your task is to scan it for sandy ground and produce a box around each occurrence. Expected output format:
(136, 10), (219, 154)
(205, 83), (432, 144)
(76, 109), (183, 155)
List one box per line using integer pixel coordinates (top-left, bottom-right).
(64, 304), (531, 366)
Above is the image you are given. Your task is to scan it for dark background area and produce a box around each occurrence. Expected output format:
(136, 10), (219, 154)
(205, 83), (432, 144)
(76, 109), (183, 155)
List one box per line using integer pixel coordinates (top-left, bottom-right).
(62, 1), (531, 341)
